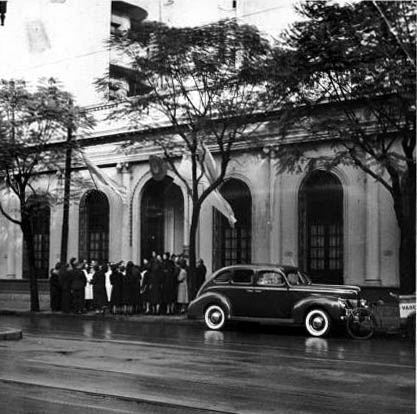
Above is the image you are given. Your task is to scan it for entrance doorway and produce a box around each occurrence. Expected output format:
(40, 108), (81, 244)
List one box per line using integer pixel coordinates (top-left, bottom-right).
(140, 177), (184, 261)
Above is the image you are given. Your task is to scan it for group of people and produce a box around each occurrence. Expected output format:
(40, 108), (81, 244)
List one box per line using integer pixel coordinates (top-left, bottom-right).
(49, 253), (207, 316)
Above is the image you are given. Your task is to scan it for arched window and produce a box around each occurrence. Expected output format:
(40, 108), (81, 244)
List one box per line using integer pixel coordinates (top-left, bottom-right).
(79, 190), (109, 263)
(299, 170), (343, 284)
(22, 197), (50, 279)
(213, 179), (252, 270)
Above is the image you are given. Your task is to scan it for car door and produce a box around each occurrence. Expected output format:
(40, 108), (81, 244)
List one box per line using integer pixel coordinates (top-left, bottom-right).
(251, 270), (291, 319)
(223, 268), (255, 317)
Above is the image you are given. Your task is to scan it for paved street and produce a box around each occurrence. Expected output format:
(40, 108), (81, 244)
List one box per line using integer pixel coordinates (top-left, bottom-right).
(0, 315), (414, 414)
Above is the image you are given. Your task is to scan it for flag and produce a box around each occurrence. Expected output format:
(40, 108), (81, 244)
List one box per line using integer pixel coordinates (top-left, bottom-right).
(81, 151), (127, 203)
(207, 188), (237, 228)
(202, 143), (219, 184)
(174, 147), (237, 227)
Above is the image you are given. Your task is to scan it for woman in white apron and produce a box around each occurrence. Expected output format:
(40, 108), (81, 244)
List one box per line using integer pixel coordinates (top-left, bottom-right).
(83, 262), (94, 311)
(105, 262), (113, 304)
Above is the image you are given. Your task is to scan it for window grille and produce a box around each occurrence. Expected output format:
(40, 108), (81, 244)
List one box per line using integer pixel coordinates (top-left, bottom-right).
(213, 179), (251, 270)
(79, 190), (109, 263)
(299, 171), (343, 284)
(22, 199), (50, 279)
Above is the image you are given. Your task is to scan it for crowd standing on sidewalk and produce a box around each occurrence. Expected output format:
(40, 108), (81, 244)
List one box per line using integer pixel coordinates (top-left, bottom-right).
(49, 252), (207, 316)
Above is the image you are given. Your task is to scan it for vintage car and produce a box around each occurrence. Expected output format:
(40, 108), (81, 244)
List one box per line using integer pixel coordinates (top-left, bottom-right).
(187, 264), (363, 337)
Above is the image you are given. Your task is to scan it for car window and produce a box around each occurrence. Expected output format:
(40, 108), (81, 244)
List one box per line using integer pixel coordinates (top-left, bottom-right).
(231, 269), (253, 285)
(287, 272), (303, 286)
(257, 271), (285, 287)
(213, 270), (232, 284)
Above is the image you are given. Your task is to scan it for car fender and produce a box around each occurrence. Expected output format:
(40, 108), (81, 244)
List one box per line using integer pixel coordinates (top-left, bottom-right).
(187, 292), (232, 319)
(292, 296), (343, 324)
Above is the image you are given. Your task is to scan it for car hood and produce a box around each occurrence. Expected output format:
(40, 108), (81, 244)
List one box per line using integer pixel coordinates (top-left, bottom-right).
(296, 283), (361, 298)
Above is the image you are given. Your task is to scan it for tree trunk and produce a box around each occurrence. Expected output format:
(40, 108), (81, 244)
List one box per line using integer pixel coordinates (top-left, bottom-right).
(21, 216), (40, 312)
(188, 200), (202, 301)
(391, 166), (416, 294)
(60, 127), (72, 264)
(398, 223), (415, 294)
(398, 170), (416, 294)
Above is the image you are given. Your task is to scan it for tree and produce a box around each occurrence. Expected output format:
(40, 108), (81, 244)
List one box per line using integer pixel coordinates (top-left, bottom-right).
(0, 79), (90, 311)
(102, 20), (289, 297)
(271, 1), (416, 293)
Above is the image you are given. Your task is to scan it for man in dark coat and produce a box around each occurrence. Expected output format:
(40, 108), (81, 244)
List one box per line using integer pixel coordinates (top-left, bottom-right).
(110, 264), (123, 314)
(49, 262), (62, 311)
(59, 263), (72, 313)
(162, 252), (176, 315)
(149, 255), (163, 314)
(130, 262), (142, 313)
(123, 262), (137, 315)
(195, 259), (207, 297)
(70, 261), (87, 313)
(91, 264), (107, 314)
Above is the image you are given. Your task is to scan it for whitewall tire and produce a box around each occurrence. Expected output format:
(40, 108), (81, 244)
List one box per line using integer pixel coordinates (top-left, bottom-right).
(305, 309), (331, 337)
(204, 305), (226, 330)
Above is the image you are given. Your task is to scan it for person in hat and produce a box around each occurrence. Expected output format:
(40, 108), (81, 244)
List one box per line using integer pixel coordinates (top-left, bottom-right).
(91, 263), (107, 315)
(70, 260), (87, 314)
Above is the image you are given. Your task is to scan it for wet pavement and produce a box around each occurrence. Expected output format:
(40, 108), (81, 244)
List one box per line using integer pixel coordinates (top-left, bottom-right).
(0, 315), (414, 413)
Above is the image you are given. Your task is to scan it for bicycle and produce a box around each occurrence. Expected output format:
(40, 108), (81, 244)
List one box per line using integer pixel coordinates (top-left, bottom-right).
(346, 300), (382, 340)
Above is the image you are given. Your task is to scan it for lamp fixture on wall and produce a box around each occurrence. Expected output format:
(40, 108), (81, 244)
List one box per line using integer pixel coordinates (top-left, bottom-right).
(0, 1), (7, 26)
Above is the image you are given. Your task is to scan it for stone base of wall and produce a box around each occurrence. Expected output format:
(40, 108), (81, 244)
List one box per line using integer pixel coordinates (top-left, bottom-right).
(0, 279), (49, 293)
(0, 293), (50, 312)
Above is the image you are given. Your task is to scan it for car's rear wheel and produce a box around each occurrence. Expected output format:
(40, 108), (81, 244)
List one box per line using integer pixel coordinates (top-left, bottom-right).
(305, 309), (331, 337)
(204, 305), (226, 330)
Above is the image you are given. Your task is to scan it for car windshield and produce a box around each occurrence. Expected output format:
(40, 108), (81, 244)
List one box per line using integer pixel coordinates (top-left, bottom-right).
(286, 271), (311, 286)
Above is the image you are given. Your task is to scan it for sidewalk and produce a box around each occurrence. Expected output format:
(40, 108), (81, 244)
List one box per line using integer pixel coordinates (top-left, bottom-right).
(0, 291), (403, 336)
(0, 292), (190, 325)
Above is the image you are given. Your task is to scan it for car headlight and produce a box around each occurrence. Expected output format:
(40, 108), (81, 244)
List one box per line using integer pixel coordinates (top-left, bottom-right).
(338, 298), (348, 308)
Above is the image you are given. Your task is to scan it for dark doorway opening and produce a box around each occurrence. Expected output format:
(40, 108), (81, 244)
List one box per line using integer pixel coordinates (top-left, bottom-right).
(140, 177), (183, 261)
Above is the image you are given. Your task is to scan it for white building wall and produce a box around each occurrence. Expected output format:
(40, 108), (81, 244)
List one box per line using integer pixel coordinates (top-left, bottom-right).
(343, 167), (367, 286)
(0, 147), (402, 289)
(379, 181), (400, 287)
(276, 172), (299, 267)
(0, 1), (402, 289)
(49, 199), (63, 268)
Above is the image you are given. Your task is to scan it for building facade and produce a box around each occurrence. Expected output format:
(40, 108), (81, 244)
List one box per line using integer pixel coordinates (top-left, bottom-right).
(0, 0), (400, 289)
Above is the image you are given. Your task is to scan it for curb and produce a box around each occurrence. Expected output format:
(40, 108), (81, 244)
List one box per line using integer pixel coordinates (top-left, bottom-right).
(0, 309), (195, 326)
(0, 327), (23, 340)
(0, 309), (406, 338)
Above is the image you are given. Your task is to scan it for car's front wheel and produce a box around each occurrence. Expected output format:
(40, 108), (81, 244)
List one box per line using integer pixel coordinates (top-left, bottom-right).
(204, 305), (226, 330)
(305, 309), (331, 337)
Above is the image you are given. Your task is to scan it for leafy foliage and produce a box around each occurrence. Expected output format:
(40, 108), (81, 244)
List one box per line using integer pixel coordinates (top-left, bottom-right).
(272, 0), (416, 292)
(0, 78), (93, 210)
(0, 78), (93, 310)
(99, 20), (290, 183)
(97, 19), (292, 291)
(274, 1), (415, 181)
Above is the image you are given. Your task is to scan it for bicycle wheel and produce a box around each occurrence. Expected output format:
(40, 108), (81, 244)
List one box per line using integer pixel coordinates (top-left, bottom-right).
(346, 308), (377, 340)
